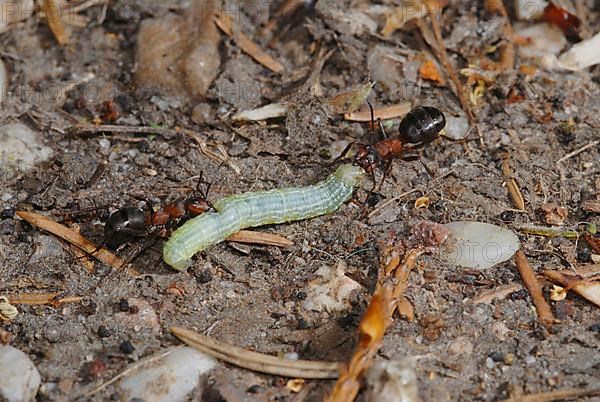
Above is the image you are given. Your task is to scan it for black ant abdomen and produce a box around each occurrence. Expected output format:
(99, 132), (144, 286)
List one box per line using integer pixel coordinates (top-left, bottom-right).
(398, 106), (446, 144)
(103, 207), (147, 249)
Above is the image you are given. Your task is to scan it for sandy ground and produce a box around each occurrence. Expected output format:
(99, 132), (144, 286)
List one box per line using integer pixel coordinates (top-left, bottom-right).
(0, 1), (599, 401)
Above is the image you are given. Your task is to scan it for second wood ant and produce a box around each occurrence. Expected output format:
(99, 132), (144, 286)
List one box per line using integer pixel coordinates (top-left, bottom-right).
(102, 175), (215, 249)
(336, 104), (446, 187)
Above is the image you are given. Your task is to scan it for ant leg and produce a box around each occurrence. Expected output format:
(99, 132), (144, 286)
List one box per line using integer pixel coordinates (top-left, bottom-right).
(195, 171), (216, 210)
(368, 169), (377, 193)
(331, 141), (356, 165)
(367, 101), (376, 142)
(402, 155), (435, 178)
(375, 160), (393, 192)
(377, 118), (388, 139)
(419, 159), (435, 178)
(350, 193), (370, 220)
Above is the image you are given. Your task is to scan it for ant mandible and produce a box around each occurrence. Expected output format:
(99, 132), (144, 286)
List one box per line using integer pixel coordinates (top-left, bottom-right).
(102, 174), (215, 249)
(335, 103), (446, 190)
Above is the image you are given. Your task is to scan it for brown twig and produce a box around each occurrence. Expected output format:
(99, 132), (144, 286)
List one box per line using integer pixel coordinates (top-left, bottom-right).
(227, 230), (293, 248)
(16, 211), (130, 273)
(502, 153), (525, 211)
(423, 1), (477, 140)
(502, 387), (600, 402)
(214, 13), (284, 74)
(514, 251), (556, 328)
(470, 283), (524, 304)
(8, 292), (83, 306)
(544, 270), (600, 308)
(68, 124), (180, 139)
(184, 129), (241, 175)
(327, 223), (448, 402)
(556, 140), (599, 164)
(344, 103), (412, 122)
(172, 327), (340, 378)
(43, 0), (70, 45)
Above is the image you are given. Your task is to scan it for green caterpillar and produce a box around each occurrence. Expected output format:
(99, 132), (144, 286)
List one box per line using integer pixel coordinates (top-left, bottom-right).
(163, 164), (364, 270)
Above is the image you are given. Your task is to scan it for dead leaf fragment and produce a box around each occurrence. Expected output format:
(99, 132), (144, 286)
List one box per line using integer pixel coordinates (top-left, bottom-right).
(541, 203), (568, 225)
(414, 196), (430, 209)
(582, 200), (600, 213)
(214, 13), (284, 74)
(286, 379), (305, 393)
(419, 59), (444, 84)
(544, 270), (600, 307)
(327, 82), (375, 114)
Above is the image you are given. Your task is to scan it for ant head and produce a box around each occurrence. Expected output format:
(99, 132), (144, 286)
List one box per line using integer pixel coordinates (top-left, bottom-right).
(398, 106), (446, 144)
(354, 145), (380, 173)
(103, 207), (147, 248)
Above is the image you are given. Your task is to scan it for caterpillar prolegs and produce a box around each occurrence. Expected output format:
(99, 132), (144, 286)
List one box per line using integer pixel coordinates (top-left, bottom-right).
(163, 164), (365, 270)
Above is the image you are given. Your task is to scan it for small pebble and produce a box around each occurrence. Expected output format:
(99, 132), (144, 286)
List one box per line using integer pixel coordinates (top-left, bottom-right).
(117, 347), (216, 400)
(97, 325), (111, 338)
(503, 353), (515, 365)
(119, 341), (135, 354)
(489, 351), (504, 362)
(500, 210), (516, 222)
(284, 352), (299, 360)
(44, 329), (60, 343)
(525, 355), (536, 365)
(485, 357), (495, 369)
(118, 299), (129, 312)
(191, 103), (212, 125)
(98, 138), (111, 150)
(443, 115), (470, 140)
(0, 123), (53, 171)
(0, 345), (41, 402)
(589, 323), (600, 333)
(1, 208), (15, 219)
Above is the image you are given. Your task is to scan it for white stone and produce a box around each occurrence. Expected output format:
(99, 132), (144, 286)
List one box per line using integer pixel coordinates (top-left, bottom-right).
(443, 115), (470, 140)
(442, 222), (520, 270)
(0, 345), (41, 402)
(0, 123), (53, 171)
(516, 23), (566, 59)
(366, 358), (421, 402)
(118, 347), (217, 402)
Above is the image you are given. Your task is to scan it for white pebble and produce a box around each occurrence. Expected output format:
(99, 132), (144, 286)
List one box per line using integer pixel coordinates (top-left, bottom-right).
(0, 123), (53, 171)
(98, 138), (111, 150)
(0, 345), (41, 402)
(366, 358), (420, 402)
(118, 347), (216, 402)
(442, 222), (520, 269)
(443, 115), (470, 140)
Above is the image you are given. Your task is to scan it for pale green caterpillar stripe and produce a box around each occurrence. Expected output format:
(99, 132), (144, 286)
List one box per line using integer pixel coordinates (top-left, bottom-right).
(163, 164), (364, 270)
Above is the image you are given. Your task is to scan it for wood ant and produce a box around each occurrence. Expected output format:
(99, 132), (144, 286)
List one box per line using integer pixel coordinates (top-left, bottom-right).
(336, 104), (446, 189)
(102, 174), (215, 249)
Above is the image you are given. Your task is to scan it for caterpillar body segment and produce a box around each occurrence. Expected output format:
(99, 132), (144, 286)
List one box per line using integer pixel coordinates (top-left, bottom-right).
(163, 164), (364, 270)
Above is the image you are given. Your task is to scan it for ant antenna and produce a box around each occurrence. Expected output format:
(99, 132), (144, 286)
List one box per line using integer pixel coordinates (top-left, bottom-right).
(367, 101), (375, 143)
(378, 118), (387, 139)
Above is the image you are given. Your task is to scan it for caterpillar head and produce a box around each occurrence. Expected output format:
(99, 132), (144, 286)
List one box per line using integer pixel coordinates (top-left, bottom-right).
(334, 164), (365, 188)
